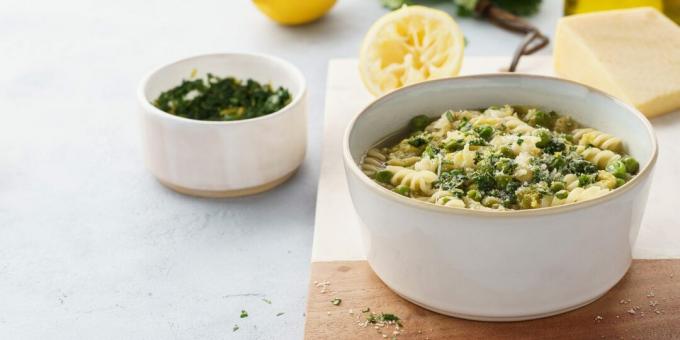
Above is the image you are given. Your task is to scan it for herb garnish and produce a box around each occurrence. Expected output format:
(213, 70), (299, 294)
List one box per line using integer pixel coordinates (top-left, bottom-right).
(240, 310), (248, 318)
(331, 298), (342, 306)
(153, 74), (292, 121)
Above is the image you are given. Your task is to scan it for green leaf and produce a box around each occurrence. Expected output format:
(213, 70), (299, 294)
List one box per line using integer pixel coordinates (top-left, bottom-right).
(381, 0), (412, 10)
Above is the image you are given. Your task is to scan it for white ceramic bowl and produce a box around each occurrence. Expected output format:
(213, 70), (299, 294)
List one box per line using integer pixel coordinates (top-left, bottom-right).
(138, 53), (306, 197)
(343, 74), (657, 321)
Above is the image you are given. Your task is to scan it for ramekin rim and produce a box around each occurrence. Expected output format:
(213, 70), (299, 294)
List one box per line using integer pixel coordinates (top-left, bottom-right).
(136, 52), (307, 126)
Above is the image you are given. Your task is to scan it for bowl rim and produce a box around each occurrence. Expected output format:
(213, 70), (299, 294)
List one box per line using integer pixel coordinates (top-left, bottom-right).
(343, 73), (659, 217)
(137, 52), (307, 126)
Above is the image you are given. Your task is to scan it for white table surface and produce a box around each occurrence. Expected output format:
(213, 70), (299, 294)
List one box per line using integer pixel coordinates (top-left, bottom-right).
(0, 1), (561, 339)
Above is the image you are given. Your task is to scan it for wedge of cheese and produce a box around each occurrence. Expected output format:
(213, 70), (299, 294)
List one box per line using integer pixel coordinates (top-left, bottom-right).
(554, 8), (680, 117)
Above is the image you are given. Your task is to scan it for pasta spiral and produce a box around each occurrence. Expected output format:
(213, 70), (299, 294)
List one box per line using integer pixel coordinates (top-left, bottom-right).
(577, 145), (621, 169)
(502, 116), (534, 135)
(573, 128), (622, 152)
(429, 190), (466, 208)
(386, 156), (421, 167)
(361, 148), (386, 176)
(563, 173), (580, 190)
(386, 166), (438, 195)
(414, 156), (439, 172)
(445, 144), (476, 169)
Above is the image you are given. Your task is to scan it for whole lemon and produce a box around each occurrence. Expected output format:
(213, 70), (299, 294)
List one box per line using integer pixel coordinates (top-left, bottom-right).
(252, 0), (337, 25)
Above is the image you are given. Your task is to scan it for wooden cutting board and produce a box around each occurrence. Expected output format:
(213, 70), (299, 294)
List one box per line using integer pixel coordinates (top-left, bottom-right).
(306, 57), (680, 339)
(305, 260), (680, 339)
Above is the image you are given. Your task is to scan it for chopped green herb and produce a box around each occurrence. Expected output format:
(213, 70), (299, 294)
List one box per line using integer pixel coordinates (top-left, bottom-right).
(331, 298), (342, 306)
(233, 324), (239, 332)
(153, 74), (291, 121)
(475, 125), (494, 141)
(366, 312), (403, 327)
(240, 310), (248, 318)
(407, 135), (429, 147)
(276, 312), (285, 317)
(445, 110), (455, 122)
(262, 298), (272, 304)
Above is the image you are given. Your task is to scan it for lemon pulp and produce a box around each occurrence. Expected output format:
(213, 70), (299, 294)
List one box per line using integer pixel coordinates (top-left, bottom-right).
(359, 6), (465, 96)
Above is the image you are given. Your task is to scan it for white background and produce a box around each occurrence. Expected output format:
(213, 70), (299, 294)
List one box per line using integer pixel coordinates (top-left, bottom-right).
(0, 0), (561, 338)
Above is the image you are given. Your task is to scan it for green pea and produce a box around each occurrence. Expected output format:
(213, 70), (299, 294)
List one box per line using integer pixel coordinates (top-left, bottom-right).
(393, 186), (410, 197)
(615, 178), (626, 188)
(467, 190), (482, 201)
(606, 160), (627, 179)
(555, 190), (568, 200)
(375, 170), (393, 184)
(550, 181), (565, 193)
(499, 146), (514, 158)
(475, 125), (494, 141)
(620, 156), (639, 174)
(409, 115), (430, 132)
(533, 129), (551, 148)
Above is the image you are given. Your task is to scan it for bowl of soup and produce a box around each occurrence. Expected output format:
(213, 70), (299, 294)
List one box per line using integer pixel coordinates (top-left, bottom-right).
(138, 53), (306, 197)
(343, 74), (657, 321)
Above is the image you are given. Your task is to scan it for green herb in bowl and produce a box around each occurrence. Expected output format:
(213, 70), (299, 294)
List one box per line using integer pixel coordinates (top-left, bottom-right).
(153, 73), (292, 121)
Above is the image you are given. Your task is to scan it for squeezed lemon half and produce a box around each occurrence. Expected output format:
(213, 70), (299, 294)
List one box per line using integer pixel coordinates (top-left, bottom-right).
(359, 6), (465, 96)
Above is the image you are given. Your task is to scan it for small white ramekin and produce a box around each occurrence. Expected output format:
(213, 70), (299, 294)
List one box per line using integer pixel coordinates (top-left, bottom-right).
(343, 74), (658, 321)
(138, 53), (307, 197)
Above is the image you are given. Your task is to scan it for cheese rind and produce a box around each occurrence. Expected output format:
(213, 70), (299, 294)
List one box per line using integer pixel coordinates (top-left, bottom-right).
(554, 8), (680, 117)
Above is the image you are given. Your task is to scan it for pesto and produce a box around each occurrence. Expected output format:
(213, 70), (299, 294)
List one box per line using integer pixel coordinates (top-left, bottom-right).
(153, 73), (291, 121)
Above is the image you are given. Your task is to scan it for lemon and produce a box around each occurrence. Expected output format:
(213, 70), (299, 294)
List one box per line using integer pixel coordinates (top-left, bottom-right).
(359, 6), (465, 96)
(252, 0), (337, 25)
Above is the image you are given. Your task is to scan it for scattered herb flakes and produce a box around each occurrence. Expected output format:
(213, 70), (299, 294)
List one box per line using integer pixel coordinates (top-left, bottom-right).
(276, 312), (285, 317)
(262, 298), (272, 304)
(331, 298), (342, 306)
(240, 310), (249, 318)
(365, 312), (403, 327)
(233, 324), (239, 332)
